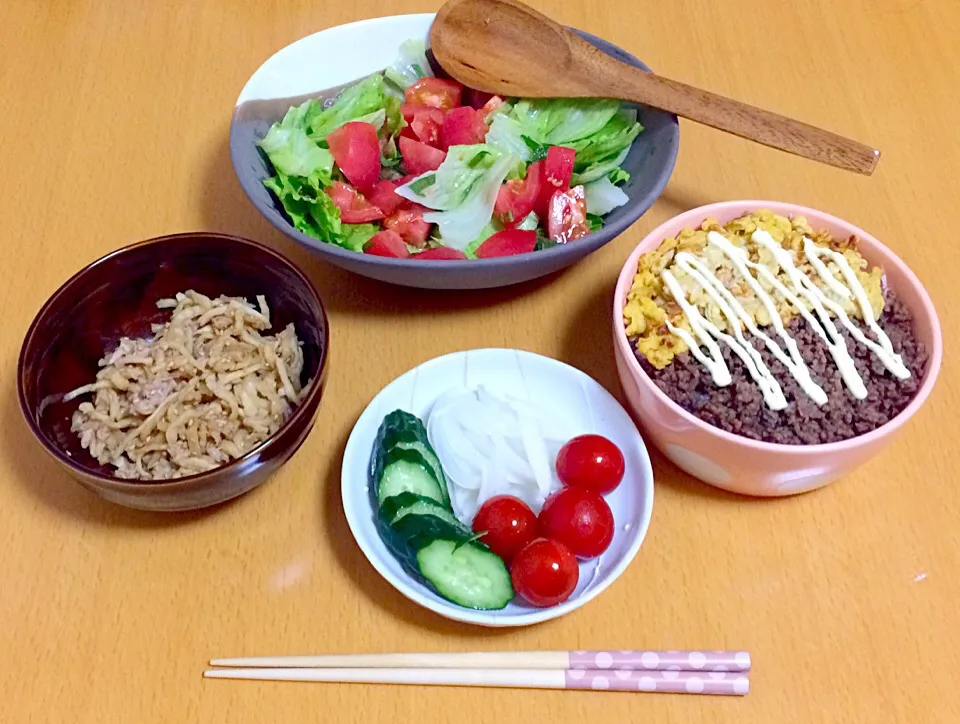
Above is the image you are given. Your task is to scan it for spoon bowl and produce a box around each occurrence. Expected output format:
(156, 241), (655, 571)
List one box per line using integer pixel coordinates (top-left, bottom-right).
(432, 0), (880, 174)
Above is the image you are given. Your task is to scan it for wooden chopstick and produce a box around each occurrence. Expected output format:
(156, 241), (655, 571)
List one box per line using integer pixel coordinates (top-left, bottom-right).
(203, 666), (750, 695)
(209, 650), (751, 673)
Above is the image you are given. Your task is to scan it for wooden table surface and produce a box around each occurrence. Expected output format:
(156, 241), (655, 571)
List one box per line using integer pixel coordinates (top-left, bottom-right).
(2, 1), (957, 722)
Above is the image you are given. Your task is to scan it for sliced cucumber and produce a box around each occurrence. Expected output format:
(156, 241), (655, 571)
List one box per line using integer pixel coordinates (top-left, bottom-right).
(370, 411), (452, 509)
(389, 498), (464, 528)
(416, 539), (515, 611)
(376, 457), (447, 507)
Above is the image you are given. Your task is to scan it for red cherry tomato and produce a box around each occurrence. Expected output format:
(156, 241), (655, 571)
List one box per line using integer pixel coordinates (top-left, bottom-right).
(471, 495), (538, 563)
(324, 182), (384, 224)
(414, 247), (467, 260)
(404, 77), (463, 110)
(510, 538), (579, 607)
(543, 145), (576, 190)
(494, 171), (541, 227)
(440, 107), (487, 149)
(555, 434), (625, 494)
(399, 136), (446, 175)
(325, 121), (381, 192)
(538, 488), (614, 559)
(474, 229), (537, 259)
(364, 230), (409, 258)
(547, 185), (589, 243)
(383, 207), (431, 248)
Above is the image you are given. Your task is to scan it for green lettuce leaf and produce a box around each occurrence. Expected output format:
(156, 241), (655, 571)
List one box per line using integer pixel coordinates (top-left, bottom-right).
(258, 125), (334, 180)
(509, 98), (621, 144)
(384, 39), (433, 90)
(608, 167), (630, 185)
(262, 172), (373, 252)
(305, 74), (388, 141)
(567, 109), (642, 171)
(584, 176), (629, 216)
(396, 144), (501, 210)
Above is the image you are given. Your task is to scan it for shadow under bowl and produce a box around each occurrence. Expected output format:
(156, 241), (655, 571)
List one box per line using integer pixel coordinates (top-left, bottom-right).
(17, 232), (330, 511)
(612, 201), (943, 497)
(229, 13), (679, 290)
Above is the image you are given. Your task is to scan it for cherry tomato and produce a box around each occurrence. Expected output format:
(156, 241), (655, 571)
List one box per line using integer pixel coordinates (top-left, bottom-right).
(440, 107), (487, 149)
(474, 229), (537, 258)
(494, 171), (541, 226)
(537, 488), (614, 559)
(399, 136), (446, 175)
(414, 247), (468, 260)
(325, 121), (381, 192)
(383, 207), (431, 248)
(555, 434), (625, 494)
(547, 185), (589, 243)
(404, 77), (463, 110)
(472, 495), (538, 563)
(510, 538), (579, 607)
(364, 230), (409, 258)
(324, 182), (384, 224)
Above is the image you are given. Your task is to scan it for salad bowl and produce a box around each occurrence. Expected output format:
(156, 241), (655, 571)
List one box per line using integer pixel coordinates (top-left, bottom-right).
(230, 13), (679, 290)
(341, 349), (655, 626)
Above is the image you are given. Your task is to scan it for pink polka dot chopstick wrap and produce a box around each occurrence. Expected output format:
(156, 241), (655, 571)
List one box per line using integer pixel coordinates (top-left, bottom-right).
(568, 649), (751, 673)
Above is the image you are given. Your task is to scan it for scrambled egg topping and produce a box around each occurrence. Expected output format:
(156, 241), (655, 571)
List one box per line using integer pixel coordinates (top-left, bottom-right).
(624, 211), (885, 369)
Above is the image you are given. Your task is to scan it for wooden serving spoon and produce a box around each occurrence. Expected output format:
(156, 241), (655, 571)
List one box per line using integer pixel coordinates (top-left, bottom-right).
(430, 0), (880, 175)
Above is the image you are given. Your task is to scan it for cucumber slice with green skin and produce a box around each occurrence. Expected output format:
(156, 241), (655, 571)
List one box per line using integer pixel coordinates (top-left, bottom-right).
(376, 455), (447, 508)
(379, 492), (441, 523)
(370, 410), (451, 510)
(389, 498), (464, 528)
(416, 539), (515, 611)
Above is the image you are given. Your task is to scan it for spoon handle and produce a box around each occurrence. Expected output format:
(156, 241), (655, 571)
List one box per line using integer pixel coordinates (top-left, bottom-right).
(582, 45), (880, 175)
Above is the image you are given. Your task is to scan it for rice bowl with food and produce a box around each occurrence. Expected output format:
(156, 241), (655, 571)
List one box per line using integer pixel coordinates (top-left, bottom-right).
(623, 210), (928, 446)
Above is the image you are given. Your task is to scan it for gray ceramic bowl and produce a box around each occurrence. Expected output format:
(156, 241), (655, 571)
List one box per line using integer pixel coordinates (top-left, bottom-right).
(230, 13), (679, 290)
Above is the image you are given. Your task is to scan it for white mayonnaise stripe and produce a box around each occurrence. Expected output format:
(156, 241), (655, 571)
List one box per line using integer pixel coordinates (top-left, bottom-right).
(701, 234), (828, 406)
(661, 270), (732, 386)
(659, 227), (910, 410)
(804, 239), (910, 379)
(673, 252), (788, 409)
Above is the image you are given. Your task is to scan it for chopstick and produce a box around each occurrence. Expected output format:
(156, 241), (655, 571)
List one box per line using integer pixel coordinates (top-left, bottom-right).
(203, 666), (750, 695)
(209, 649), (751, 673)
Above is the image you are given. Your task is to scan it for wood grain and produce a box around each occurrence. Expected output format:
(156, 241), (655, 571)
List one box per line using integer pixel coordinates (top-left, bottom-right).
(431, 0), (879, 173)
(0, 1), (958, 723)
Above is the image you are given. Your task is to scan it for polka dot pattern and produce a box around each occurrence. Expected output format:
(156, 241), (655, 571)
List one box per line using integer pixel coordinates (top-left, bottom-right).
(563, 669), (750, 695)
(568, 650), (751, 673)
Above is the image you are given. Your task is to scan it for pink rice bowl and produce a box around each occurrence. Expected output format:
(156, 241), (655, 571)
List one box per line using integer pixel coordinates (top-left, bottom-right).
(612, 200), (942, 496)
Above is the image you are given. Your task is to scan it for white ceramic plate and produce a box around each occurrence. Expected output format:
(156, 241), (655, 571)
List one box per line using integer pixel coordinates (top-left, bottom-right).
(341, 348), (655, 627)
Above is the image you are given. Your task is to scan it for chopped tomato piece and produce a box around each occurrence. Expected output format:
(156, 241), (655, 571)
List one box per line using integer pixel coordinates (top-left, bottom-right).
(324, 182), (384, 223)
(480, 95), (504, 120)
(494, 171), (541, 226)
(414, 247), (468, 260)
(366, 180), (404, 216)
(547, 186), (589, 243)
(384, 207), (432, 248)
(326, 121), (381, 192)
(399, 136), (446, 175)
(475, 229), (537, 258)
(401, 104), (445, 147)
(365, 230), (409, 258)
(440, 107), (487, 149)
(543, 145), (576, 193)
(404, 77), (463, 110)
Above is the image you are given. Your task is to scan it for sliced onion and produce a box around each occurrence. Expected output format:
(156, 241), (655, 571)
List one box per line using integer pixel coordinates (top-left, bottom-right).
(426, 386), (571, 521)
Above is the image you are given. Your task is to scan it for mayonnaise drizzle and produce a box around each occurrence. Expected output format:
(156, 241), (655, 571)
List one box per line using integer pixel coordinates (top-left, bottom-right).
(661, 229), (911, 409)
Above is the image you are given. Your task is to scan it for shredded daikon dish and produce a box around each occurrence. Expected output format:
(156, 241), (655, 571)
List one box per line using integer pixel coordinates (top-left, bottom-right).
(426, 386), (574, 522)
(66, 290), (308, 480)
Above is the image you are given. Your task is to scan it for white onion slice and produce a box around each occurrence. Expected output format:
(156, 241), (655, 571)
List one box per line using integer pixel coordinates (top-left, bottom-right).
(427, 386), (572, 522)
